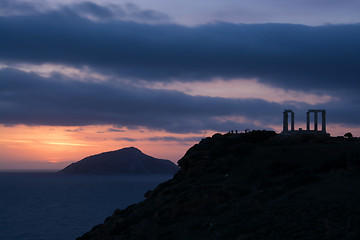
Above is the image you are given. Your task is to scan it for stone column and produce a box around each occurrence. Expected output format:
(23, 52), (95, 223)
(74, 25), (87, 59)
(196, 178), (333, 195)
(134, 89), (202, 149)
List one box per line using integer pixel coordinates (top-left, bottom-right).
(306, 112), (310, 131)
(283, 111), (288, 132)
(322, 110), (326, 133)
(291, 111), (295, 131)
(314, 111), (318, 131)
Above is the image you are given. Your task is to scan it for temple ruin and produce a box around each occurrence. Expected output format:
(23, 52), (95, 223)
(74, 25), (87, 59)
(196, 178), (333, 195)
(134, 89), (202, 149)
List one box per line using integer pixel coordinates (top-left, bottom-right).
(283, 109), (295, 132)
(307, 109), (326, 133)
(282, 109), (329, 135)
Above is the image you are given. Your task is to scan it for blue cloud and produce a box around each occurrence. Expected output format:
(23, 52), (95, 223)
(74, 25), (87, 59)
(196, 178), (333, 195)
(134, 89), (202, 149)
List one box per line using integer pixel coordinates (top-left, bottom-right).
(0, 68), (286, 132)
(1, 4), (359, 132)
(0, 10), (359, 93)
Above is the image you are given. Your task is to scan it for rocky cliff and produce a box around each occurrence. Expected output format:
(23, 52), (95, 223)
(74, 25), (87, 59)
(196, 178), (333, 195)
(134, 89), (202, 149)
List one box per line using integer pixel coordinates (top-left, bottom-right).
(59, 147), (179, 174)
(78, 131), (360, 239)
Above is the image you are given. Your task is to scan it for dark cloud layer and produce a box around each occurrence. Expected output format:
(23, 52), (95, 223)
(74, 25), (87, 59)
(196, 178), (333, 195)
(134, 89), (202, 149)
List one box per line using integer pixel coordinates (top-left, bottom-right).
(107, 128), (126, 133)
(0, 0), (170, 23)
(114, 136), (201, 143)
(0, 7), (359, 92)
(1, 68), (359, 133)
(1, 68), (286, 132)
(1, 3), (359, 132)
(0, 0), (40, 16)
(69, 2), (170, 23)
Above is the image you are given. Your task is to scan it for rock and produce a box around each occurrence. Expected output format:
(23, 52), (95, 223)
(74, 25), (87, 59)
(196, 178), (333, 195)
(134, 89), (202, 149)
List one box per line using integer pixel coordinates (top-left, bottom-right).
(58, 147), (179, 174)
(78, 131), (360, 239)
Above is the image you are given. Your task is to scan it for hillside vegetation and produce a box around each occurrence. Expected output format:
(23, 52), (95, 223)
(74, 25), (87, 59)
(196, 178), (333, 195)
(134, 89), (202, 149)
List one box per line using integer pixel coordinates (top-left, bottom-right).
(78, 131), (360, 240)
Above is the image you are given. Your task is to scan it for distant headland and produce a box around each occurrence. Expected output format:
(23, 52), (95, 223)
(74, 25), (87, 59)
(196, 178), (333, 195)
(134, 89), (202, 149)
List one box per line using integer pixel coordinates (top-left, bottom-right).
(58, 147), (179, 175)
(78, 130), (360, 239)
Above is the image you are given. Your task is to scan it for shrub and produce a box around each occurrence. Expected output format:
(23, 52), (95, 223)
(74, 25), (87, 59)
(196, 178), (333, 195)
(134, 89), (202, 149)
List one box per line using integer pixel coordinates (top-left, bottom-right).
(344, 132), (353, 138)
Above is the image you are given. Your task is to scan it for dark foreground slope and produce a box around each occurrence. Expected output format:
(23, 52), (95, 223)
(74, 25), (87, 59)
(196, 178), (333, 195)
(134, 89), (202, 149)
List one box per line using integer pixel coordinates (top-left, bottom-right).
(78, 131), (360, 239)
(59, 147), (179, 174)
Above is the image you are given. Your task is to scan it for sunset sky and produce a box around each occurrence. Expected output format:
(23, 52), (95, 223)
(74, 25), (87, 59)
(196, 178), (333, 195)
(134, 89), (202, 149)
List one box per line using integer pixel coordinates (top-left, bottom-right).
(1, 0), (360, 169)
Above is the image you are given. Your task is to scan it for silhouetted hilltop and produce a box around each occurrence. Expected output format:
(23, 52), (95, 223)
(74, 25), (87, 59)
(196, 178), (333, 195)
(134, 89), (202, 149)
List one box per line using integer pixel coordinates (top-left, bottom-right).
(58, 147), (179, 174)
(78, 131), (360, 239)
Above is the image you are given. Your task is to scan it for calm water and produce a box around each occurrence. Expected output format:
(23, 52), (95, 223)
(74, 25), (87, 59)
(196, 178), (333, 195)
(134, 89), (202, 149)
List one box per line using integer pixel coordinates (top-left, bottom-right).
(0, 172), (173, 240)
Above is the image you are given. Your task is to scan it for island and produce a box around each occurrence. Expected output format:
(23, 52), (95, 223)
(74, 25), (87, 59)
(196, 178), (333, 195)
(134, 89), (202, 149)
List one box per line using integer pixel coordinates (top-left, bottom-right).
(58, 147), (179, 175)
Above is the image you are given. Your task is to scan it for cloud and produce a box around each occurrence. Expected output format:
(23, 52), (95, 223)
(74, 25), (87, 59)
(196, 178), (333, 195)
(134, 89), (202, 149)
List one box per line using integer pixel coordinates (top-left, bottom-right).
(0, 68), (289, 133)
(118, 3), (170, 23)
(0, 10), (359, 93)
(71, 1), (114, 20)
(2, 0), (360, 26)
(113, 136), (202, 144)
(0, 0), (42, 16)
(136, 0), (360, 26)
(107, 128), (126, 133)
(1, 4), (359, 132)
(0, 0), (170, 23)
(2, 67), (359, 133)
(114, 137), (138, 142)
(65, 128), (84, 132)
(68, 2), (170, 23)
(147, 136), (201, 142)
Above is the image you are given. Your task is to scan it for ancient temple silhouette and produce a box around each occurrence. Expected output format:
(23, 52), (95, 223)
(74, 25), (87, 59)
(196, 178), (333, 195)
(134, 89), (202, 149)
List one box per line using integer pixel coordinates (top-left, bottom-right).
(283, 109), (295, 132)
(306, 109), (326, 133)
(282, 109), (328, 135)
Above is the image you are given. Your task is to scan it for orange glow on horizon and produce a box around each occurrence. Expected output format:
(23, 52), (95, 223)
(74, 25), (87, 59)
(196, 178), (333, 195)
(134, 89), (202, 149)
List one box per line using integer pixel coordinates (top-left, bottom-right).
(1, 123), (358, 170)
(0, 124), (203, 169)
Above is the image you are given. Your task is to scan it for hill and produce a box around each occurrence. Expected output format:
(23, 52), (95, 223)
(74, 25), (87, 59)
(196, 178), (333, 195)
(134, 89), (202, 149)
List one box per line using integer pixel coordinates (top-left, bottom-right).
(58, 147), (179, 174)
(77, 131), (360, 239)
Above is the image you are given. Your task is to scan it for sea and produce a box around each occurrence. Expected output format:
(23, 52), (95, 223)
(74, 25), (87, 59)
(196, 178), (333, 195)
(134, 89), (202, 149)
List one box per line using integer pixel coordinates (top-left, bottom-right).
(0, 171), (173, 240)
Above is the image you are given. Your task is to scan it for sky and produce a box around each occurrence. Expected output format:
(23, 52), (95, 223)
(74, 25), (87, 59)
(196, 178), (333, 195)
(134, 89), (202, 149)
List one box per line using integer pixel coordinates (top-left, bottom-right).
(0, 0), (360, 169)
